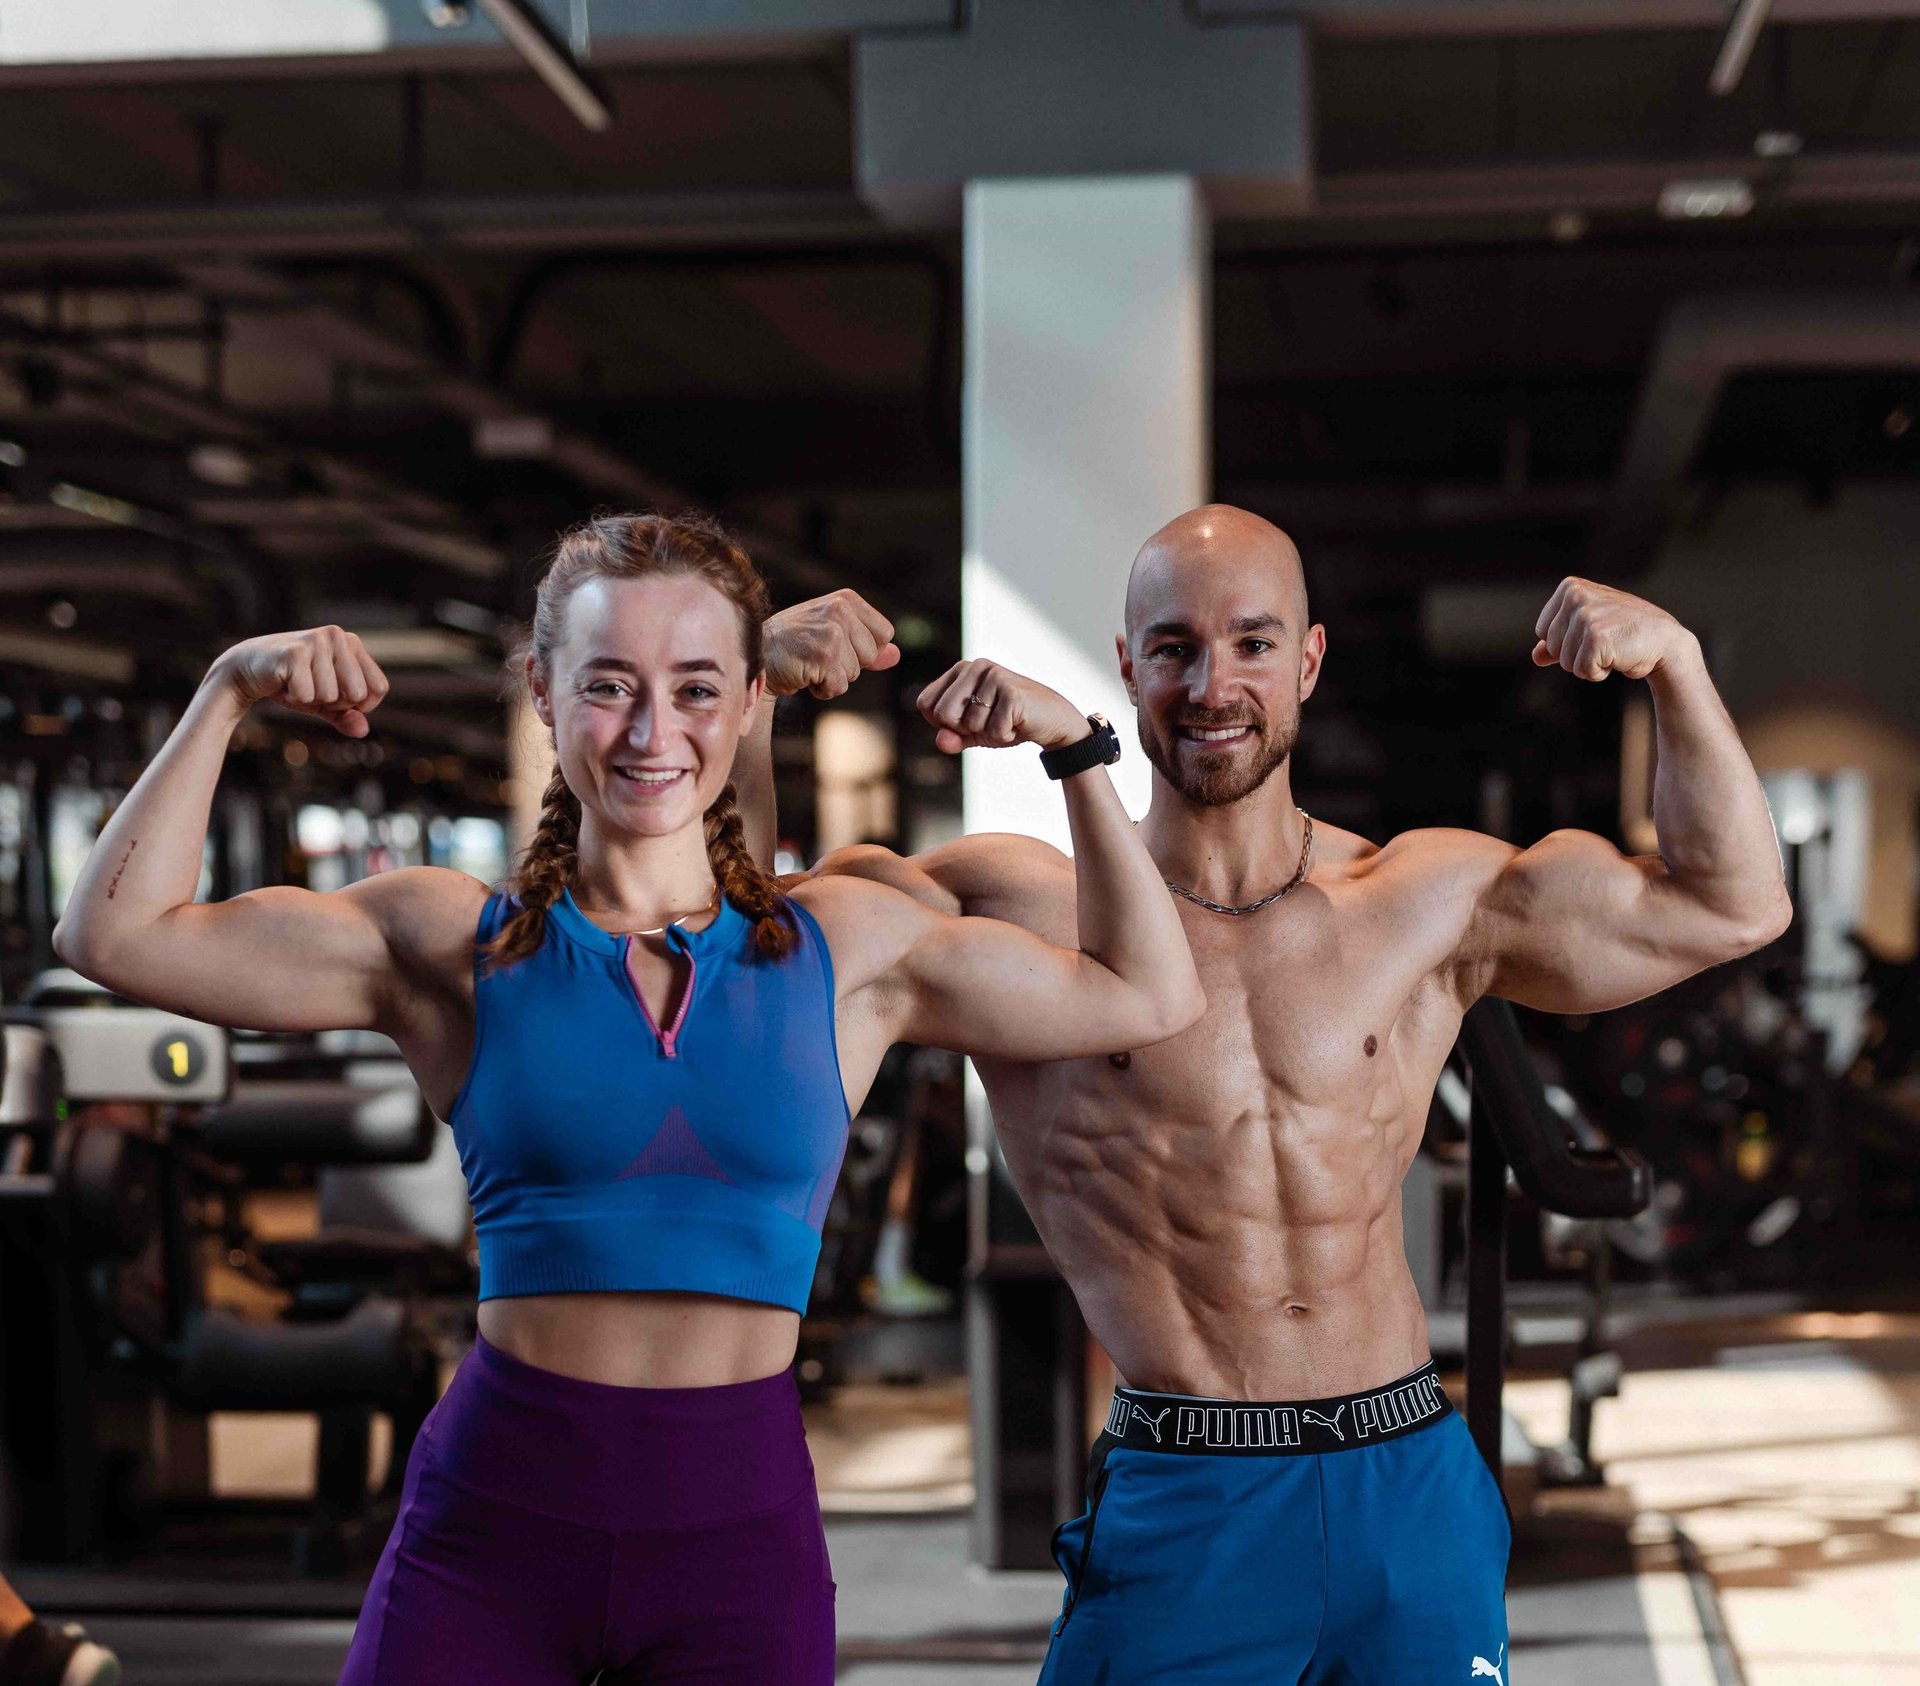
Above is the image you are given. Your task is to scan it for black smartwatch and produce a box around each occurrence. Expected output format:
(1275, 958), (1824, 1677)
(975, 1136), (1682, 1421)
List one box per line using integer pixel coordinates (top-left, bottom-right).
(1039, 713), (1122, 780)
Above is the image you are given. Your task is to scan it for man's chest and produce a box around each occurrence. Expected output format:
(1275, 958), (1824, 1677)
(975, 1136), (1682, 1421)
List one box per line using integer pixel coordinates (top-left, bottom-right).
(983, 877), (1461, 1122)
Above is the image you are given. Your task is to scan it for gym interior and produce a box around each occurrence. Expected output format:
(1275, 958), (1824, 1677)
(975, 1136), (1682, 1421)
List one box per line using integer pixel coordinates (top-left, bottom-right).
(2, 3), (1918, 1682)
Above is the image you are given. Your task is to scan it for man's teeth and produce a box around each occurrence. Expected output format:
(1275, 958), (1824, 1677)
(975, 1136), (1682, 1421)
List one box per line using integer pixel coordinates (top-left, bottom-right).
(1182, 726), (1250, 741)
(617, 768), (683, 785)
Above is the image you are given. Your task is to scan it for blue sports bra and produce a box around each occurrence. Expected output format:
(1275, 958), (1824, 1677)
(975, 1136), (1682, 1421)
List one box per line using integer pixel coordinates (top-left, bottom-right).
(448, 887), (851, 1314)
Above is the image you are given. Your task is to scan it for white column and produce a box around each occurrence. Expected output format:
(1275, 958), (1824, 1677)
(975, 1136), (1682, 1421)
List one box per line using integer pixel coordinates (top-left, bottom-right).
(962, 174), (1210, 850)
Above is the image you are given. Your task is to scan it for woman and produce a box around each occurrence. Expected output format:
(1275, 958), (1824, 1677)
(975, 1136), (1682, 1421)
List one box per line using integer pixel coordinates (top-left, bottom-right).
(53, 513), (1203, 1685)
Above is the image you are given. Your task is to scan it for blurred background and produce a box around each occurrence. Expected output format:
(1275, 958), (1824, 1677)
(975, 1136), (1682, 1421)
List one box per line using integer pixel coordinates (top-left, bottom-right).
(0, 2), (1916, 1682)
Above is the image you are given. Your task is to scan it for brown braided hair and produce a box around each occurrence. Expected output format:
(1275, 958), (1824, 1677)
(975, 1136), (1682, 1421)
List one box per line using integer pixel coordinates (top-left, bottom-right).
(482, 512), (796, 971)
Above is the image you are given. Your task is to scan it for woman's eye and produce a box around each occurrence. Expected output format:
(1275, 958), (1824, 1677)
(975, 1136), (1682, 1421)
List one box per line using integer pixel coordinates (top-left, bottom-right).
(683, 685), (718, 702)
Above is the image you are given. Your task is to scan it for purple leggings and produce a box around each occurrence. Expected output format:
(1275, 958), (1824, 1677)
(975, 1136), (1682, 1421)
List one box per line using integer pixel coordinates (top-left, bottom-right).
(339, 1335), (835, 1685)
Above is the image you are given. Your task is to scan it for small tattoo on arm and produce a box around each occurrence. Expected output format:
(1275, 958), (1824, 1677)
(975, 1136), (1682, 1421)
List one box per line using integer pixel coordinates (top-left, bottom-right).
(106, 839), (138, 900)
(1364, 1034), (1378, 1057)
(1109, 1051), (1132, 1071)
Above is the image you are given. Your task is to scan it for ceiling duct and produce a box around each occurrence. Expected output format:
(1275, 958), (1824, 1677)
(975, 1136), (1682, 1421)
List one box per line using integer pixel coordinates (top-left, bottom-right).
(1591, 289), (1920, 577)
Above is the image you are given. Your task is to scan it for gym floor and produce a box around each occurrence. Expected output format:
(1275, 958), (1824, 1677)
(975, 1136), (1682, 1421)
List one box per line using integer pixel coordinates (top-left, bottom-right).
(16, 1299), (1918, 1684)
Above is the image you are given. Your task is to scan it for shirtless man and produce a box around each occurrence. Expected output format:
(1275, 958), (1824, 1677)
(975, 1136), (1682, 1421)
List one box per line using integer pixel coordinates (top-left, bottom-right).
(753, 506), (1791, 1684)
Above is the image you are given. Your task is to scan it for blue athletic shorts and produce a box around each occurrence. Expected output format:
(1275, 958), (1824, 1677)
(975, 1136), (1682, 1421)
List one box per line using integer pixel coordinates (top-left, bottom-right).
(1037, 1362), (1512, 1685)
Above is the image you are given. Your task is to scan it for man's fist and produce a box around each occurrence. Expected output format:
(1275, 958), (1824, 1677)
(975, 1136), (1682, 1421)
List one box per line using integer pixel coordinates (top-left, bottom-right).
(1532, 578), (1692, 682)
(211, 626), (390, 737)
(918, 658), (1088, 754)
(762, 589), (900, 700)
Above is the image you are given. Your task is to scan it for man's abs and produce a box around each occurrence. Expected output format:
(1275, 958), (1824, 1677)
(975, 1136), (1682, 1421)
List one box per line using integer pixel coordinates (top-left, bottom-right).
(982, 1058), (1436, 1400)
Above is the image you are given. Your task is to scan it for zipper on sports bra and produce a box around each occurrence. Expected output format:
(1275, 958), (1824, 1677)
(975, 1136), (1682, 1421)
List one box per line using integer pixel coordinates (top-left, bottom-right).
(621, 930), (697, 1059)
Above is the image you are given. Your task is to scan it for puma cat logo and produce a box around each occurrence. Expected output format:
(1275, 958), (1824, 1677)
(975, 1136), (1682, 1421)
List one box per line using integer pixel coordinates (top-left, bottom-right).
(1128, 1404), (1171, 1443)
(1301, 1405), (1347, 1442)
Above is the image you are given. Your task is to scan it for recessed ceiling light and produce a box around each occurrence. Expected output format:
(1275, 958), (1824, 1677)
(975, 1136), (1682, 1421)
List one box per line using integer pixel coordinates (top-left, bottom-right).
(473, 416), (554, 459)
(188, 443), (255, 487)
(1657, 179), (1755, 220)
(1754, 130), (1803, 160)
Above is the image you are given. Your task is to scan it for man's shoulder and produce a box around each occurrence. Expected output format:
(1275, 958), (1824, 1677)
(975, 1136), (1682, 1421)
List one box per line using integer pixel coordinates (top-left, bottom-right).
(806, 833), (1072, 927)
(1354, 826), (1517, 888)
(1330, 828), (1521, 941)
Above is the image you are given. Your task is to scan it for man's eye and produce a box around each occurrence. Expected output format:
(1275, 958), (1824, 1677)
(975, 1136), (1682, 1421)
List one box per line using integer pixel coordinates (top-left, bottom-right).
(1242, 640), (1274, 655)
(1151, 644), (1188, 660)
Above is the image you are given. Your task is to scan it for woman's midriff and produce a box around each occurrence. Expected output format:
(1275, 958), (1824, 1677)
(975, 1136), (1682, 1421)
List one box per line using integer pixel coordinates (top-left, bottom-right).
(477, 1290), (802, 1387)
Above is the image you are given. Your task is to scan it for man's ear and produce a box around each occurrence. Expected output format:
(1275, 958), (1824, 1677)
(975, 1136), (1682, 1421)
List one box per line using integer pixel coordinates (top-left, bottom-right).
(1298, 624), (1327, 705)
(1115, 632), (1137, 705)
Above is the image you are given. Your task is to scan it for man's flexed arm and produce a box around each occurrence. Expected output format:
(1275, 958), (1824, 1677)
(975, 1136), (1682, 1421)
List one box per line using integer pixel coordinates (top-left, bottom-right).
(729, 588), (900, 867)
(1456, 578), (1791, 1014)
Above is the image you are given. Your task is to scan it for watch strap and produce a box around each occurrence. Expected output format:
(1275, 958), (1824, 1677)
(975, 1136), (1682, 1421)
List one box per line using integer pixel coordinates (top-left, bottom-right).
(1039, 715), (1121, 780)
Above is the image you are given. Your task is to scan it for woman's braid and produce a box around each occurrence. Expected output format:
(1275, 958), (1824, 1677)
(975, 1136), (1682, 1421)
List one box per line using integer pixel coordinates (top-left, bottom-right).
(704, 782), (796, 961)
(482, 764), (582, 971)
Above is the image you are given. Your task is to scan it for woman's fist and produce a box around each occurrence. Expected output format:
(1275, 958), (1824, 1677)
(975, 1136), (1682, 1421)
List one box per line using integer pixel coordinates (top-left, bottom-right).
(213, 626), (390, 737)
(762, 589), (900, 700)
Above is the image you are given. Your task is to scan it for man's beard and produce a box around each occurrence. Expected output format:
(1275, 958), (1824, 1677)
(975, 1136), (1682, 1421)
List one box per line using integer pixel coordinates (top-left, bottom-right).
(1139, 704), (1297, 807)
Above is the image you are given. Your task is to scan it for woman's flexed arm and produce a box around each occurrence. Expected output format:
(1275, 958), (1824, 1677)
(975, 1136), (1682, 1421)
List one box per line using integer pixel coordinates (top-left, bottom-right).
(50, 627), (462, 1034)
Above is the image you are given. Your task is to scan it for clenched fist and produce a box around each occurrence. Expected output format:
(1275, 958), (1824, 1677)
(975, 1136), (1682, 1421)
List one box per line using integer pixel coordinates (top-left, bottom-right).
(762, 589), (900, 700)
(1532, 578), (1694, 683)
(918, 658), (1088, 754)
(211, 626), (390, 738)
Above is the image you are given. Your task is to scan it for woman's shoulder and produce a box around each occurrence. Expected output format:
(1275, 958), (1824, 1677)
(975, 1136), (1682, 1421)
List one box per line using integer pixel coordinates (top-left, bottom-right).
(784, 870), (937, 980)
(346, 866), (499, 973)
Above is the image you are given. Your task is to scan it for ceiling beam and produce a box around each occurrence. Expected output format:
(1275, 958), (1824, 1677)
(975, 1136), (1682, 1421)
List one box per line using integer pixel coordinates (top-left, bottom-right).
(0, 298), (506, 575)
(168, 256), (862, 600)
(0, 188), (878, 262)
(1204, 0), (1920, 35)
(1592, 288), (1920, 575)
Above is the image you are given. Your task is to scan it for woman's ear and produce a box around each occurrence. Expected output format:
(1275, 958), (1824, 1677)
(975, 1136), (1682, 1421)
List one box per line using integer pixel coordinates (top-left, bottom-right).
(527, 654), (555, 729)
(738, 670), (767, 736)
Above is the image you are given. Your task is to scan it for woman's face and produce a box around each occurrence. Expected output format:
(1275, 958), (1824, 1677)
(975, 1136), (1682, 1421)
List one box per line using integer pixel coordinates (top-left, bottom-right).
(531, 572), (763, 841)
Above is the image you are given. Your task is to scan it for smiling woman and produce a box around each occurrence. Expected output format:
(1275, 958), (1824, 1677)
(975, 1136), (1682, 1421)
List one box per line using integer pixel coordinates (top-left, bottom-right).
(49, 505), (1203, 1685)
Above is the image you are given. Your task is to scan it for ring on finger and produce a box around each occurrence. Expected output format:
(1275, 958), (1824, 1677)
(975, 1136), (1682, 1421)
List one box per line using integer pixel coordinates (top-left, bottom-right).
(962, 694), (990, 710)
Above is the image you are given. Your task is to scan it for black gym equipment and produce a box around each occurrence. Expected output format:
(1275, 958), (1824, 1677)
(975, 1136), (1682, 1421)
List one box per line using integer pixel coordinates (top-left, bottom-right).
(1455, 999), (1652, 1483)
(0, 985), (471, 1572)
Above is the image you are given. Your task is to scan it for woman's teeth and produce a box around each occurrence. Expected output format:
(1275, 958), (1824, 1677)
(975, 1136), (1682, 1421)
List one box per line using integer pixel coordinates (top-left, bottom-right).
(616, 768), (684, 786)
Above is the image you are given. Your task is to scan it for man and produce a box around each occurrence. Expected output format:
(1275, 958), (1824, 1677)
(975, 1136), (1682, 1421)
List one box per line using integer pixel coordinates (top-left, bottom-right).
(750, 506), (1789, 1683)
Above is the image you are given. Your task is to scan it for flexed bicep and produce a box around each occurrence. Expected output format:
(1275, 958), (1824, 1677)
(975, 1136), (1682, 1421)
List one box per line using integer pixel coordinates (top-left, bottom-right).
(1460, 829), (1764, 1015)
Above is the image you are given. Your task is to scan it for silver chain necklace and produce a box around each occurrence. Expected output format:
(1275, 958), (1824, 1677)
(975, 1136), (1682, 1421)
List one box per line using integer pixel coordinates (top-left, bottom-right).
(1162, 812), (1314, 917)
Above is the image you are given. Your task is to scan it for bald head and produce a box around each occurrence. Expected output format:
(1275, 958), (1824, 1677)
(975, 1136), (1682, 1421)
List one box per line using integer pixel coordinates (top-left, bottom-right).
(1117, 504), (1323, 808)
(1124, 504), (1307, 648)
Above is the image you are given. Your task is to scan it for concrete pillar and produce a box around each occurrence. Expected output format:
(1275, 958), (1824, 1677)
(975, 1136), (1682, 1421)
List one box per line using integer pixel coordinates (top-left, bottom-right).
(960, 174), (1209, 1571)
(961, 174), (1209, 849)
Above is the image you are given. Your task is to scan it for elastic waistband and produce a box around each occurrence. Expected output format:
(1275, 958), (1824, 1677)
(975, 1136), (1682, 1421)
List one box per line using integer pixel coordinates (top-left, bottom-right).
(1101, 1361), (1452, 1457)
(423, 1335), (812, 1531)
(469, 1330), (802, 1421)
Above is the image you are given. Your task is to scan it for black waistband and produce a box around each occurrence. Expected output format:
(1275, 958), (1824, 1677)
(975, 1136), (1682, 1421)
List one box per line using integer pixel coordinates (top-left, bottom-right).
(1099, 1361), (1452, 1457)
